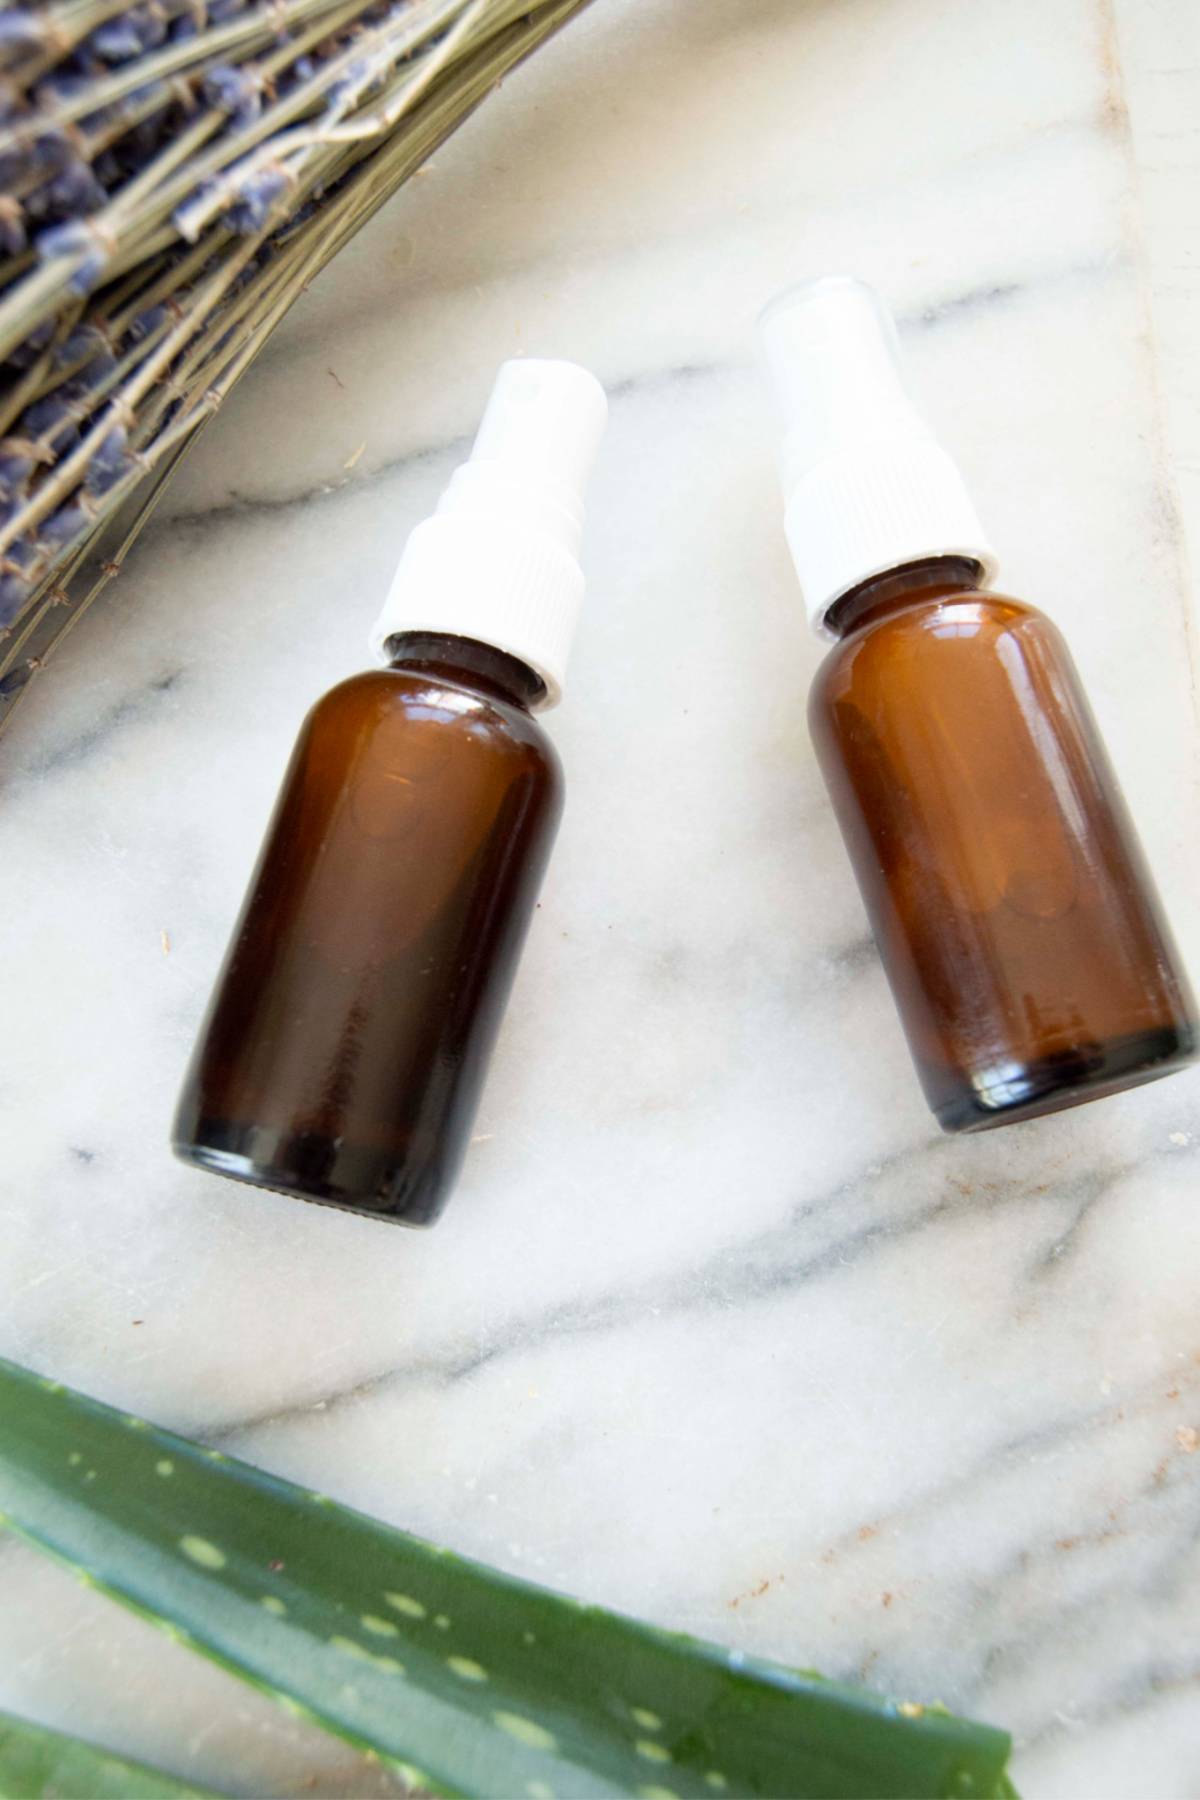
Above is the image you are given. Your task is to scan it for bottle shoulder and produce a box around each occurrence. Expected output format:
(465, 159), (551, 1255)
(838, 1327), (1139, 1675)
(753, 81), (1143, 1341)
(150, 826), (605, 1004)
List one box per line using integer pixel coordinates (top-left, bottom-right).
(811, 588), (1066, 704)
(307, 666), (562, 778)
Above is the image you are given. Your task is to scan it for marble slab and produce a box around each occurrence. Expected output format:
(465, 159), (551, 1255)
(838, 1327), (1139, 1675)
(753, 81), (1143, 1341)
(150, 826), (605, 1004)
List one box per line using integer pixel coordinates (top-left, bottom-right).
(1, 0), (1199, 1794)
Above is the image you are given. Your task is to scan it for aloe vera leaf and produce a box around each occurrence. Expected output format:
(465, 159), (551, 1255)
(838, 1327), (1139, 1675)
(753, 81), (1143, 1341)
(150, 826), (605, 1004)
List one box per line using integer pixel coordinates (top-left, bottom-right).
(0, 1706), (225, 1799)
(0, 1357), (1016, 1799)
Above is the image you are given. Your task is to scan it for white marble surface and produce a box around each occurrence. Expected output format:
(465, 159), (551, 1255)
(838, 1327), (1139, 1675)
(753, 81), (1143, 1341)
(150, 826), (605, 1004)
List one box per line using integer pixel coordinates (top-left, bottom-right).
(2, 0), (1200, 1794)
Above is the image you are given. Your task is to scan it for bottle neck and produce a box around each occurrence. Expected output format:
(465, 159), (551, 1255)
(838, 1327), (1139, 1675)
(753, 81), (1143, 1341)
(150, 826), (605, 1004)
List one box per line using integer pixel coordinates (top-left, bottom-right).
(385, 631), (546, 711)
(824, 555), (985, 638)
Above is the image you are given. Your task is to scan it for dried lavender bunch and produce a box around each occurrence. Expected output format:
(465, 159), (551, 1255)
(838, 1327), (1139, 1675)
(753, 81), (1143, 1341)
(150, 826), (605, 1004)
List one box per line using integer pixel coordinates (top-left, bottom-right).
(0, 0), (595, 733)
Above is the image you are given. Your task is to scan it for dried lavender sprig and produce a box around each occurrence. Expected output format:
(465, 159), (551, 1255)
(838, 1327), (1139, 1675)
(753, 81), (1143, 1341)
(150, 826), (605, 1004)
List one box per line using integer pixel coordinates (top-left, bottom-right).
(0, 0), (599, 721)
(169, 0), (465, 237)
(0, 224), (269, 557)
(0, 4), (477, 488)
(17, 0), (503, 439)
(217, 0), (525, 233)
(2, 0), (188, 84)
(0, 0), (473, 562)
(0, 0), (350, 146)
(94, 0), (465, 241)
(4, 8), (397, 296)
(0, 306), (84, 436)
(0, 1), (475, 359)
(1, 267), (237, 579)
(0, 420), (193, 714)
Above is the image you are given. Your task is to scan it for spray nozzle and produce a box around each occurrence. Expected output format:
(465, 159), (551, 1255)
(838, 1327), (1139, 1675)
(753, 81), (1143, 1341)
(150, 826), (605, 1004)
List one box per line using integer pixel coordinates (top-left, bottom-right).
(370, 359), (608, 707)
(754, 276), (997, 635)
(469, 359), (607, 497)
(756, 277), (934, 498)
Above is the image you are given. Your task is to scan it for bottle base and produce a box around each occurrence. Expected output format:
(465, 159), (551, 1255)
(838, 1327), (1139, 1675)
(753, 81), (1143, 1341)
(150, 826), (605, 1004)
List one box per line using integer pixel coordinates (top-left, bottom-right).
(933, 1022), (1197, 1133)
(172, 1119), (447, 1227)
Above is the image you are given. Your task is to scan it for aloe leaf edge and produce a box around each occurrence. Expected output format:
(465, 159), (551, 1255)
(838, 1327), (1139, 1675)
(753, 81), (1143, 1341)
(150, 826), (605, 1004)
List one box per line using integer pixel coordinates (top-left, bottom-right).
(0, 1357), (1016, 1800)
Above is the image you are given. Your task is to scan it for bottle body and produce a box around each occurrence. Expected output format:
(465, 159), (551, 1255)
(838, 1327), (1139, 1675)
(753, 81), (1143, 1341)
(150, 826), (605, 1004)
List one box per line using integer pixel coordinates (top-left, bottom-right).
(172, 636), (562, 1224)
(809, 567), (1198, 1131)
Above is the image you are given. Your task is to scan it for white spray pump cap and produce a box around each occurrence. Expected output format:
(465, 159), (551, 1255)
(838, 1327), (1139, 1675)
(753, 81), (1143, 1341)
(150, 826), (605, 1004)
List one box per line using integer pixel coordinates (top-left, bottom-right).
(369, 358), (608, 706)
(754, 276), (997, 636)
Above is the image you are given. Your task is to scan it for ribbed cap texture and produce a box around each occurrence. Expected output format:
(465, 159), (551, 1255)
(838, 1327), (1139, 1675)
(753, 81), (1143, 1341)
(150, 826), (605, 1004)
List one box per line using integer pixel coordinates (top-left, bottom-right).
(370, 513), (584, 700)
(785, 440), (995, 638)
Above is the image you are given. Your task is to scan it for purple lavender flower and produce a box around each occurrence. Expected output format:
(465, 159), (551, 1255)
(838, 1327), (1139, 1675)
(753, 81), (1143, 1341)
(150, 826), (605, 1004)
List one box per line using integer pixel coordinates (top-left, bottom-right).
(6, 318), (54, 370)
(327, 56), (374, 109)
(203, 63), (261, 127)
(40, 498), (92, 545)
(69, 252), (108, 294)
(225, 162), (289, 233)
(21, 393), (78, 456)
(34, 220), (110, 293)
(28, 132), (73, 180)
(89, 17), (144, 62)
(127, 302), (168, 342)
(0, 439), (35, 491)
(34, 70), (95, 110)
(0, 9), (43, 54)
(52, 324), (109, 370)
(62, 350), (118, 397)
(85, 424), (131, 494)
(26, 158), (108, 223)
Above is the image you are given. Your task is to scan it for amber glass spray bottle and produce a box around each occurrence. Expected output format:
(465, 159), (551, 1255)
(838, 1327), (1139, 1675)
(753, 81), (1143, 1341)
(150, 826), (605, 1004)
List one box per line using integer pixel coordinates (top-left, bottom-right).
(756, 277), (1197, 1131)
(173, 359), (608, 1222)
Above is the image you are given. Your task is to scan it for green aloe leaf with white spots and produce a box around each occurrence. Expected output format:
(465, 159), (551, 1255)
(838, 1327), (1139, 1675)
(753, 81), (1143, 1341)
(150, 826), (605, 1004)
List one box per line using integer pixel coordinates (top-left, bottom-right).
(0, 1357), (1017, 1799)
(0, 1707), (223, 1799)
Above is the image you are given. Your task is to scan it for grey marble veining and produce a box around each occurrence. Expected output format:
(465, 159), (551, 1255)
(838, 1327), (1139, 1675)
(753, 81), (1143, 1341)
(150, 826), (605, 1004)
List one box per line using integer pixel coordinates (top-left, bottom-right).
(1, 1), (1200, 1796)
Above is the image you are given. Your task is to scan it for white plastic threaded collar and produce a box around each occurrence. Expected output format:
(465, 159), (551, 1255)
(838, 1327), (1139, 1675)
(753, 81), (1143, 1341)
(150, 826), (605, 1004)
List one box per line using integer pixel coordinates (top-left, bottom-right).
(369, 509), (584, 707)
(786, 439), (998, 637)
